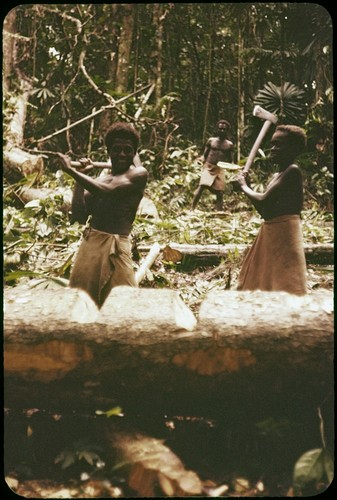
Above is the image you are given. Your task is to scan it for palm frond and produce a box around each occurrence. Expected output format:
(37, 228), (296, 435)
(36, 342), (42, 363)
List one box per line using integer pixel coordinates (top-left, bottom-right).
(254, 81), (307, 125)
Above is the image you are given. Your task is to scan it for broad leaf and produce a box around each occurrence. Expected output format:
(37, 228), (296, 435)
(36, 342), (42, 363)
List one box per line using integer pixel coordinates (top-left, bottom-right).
(293, 448), (332, 492)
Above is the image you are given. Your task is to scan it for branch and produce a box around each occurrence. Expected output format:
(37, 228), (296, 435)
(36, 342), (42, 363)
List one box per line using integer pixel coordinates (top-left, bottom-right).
(135, 242), (161, 284)
(78, 49), (115, 105)
(134, 83), (155, 120)
(36, 84), (152, 144)
(37, 5), (82, 35)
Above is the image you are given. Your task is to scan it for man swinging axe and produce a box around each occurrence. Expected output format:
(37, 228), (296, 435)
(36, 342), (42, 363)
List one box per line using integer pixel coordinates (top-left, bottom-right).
(235, 106), (308, 295)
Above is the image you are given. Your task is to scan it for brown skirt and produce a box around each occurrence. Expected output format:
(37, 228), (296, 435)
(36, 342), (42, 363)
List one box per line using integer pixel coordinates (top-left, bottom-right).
(69, 228), (136, 307)
(199, 162), (225, 191)
(237, 214), (307, 295)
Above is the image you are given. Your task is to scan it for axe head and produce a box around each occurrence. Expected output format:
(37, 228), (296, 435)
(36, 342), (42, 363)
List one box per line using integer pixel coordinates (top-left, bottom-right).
(253, 105), (278, 124)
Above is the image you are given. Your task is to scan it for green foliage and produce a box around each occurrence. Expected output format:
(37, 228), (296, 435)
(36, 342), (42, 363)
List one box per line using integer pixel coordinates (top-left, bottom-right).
(95, 407), (124, 418)
(304, 166), (334, 209)
(54, 438), (105, 471)
(254, 81), (307, 124)
(3, 150), (333, 291)
(255, 417), (298, 438)
(292, 406), (334, 495)
(6, 3), (332, 151)
(3, 178), (82, 285)
(293, 448), (333, 495)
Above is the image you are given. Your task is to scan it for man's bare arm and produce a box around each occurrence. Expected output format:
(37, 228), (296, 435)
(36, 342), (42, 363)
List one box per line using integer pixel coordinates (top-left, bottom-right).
(57, 153), (147, 197)
(236, 165), (301, 216)
(70, 159), (96, 223)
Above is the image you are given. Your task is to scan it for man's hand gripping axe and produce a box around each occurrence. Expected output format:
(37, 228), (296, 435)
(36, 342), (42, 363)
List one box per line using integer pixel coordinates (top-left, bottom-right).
(243, 106), (278, 176)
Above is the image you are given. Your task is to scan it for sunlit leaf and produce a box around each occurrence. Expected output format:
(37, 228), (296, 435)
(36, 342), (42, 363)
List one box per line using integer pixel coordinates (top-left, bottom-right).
(96, 406), (124, 418)
(293, 448), (326, 491)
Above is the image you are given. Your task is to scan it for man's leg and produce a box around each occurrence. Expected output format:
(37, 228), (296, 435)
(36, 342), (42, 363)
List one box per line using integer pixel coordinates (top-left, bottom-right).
(215, 191), (224, 211)
(192, 185), (205, 210)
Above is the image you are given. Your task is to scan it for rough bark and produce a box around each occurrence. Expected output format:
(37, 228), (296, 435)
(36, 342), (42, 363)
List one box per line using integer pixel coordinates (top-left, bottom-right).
(4, 286), (333, 417)
(145, 242), (334, 264)
(115, 4), (135, 93)
(153, 4), (164, 105)
(3, 65), (45, 181)
(3, 8), (17, 95)
(18, 186), (73, 212)
(3, 148), (45, 183)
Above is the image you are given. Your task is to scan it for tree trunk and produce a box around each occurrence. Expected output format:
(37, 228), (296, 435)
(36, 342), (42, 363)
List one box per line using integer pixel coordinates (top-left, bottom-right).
(153, 4), (164, 105)
(18, 186), (73, 212)
(115, 4), (135, 94)
(146, 242), (334, 265)
(236, 22), (245, 163)
(3, 8), (17, 95)
(202, 31), (214, 143)
(4, 287), (333, 416)
(3, 10), (45, 181)
(3, 147), (45, 183)
(16, 187), (159, 219)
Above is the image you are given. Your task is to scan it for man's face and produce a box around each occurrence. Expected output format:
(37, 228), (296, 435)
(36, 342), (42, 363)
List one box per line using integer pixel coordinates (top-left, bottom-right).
(217, 123), (228, 138)
(269, 130), (290, 165)
(108, 138), (135, 173)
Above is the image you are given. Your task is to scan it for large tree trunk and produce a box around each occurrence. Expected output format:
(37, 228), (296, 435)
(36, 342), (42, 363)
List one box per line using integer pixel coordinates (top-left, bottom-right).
(115, 4), (135, 93)
(3, 77), (45, 182)
(236, 23), (245, 162)
(3, 10), (44, 181)
(148, 242), (334, 265)
(3, 8), (18, 95)
(153, 4), (164, 105)
(3, 146), (45, 183)
(4, 287), (333, 417)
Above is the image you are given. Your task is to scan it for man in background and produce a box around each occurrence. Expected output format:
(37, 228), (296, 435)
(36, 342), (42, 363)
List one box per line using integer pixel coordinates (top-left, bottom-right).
(192, 120), (234, 211)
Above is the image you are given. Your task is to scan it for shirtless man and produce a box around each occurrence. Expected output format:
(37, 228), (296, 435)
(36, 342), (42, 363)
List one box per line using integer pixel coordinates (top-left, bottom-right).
(235, 124), (307, 295)
(192, 120), (234, 211)
(57, 122), (148, 307)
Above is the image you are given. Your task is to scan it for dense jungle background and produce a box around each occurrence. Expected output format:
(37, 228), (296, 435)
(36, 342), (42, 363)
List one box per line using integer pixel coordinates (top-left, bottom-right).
(3, 3), (334, 498)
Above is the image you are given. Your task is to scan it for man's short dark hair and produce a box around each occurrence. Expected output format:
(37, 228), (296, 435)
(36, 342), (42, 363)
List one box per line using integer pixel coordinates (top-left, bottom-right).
(276, 124), (307, 155)
(105, 122), (140, 151)
(217, 119), (231, 129)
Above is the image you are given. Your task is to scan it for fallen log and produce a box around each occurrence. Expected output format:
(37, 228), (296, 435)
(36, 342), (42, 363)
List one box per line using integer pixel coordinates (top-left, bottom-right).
(135, 242), (162, 284)
(3, 148), (45, 183)
(145, 242), (334, 265)
(4, 287), (333, 417)
(19, 186), (73, 212)
(17, 186), (159, 219)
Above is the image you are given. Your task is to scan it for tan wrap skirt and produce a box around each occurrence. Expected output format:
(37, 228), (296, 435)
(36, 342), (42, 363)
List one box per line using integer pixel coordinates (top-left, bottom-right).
(199, 162), (225, 191)
(237, 214), (307, 295)
(69, 227), (136, 307)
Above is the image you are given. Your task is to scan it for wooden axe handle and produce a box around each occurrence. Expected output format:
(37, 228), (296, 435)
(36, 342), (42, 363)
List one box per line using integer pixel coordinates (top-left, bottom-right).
(243, 120), (273, 174)
(70, 153), (142, 170)
(70, 161), (110, 169)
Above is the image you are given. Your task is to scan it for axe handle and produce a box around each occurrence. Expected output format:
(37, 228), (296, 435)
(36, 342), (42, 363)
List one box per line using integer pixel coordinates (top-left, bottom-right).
(70, 153), (142, 170)
(70, 161), (110, 169)
(243, 120), (273, 174)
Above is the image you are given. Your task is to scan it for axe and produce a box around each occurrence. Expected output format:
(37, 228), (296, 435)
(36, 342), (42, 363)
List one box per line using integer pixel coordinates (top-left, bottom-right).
(70, 153), (142, 170)
(243, 105), (278, 175)
(70, 160), (110, 169)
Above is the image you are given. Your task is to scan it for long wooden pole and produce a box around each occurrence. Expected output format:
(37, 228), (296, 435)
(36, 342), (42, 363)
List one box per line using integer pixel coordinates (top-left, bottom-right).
(37, 84), (152, 144)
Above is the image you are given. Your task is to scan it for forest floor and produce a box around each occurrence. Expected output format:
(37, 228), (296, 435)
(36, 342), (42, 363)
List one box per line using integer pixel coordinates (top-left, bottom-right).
(4, 263), (334, 499)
